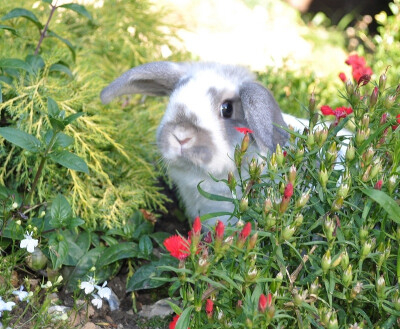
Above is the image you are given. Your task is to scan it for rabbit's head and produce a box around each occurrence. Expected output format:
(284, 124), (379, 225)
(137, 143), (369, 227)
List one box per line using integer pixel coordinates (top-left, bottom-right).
(101, 61), (288, 225)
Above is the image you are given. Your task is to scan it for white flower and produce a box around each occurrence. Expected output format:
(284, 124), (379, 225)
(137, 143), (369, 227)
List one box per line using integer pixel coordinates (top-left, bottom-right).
(0, 297), (16, 317)
(95, 281), (111, 300)
(20, 231), (39, 253)
(12, 285), (29, 301)
(80, 276), (96, 295)
(41, 281), (52, 289)
(91, 294), (102, 309)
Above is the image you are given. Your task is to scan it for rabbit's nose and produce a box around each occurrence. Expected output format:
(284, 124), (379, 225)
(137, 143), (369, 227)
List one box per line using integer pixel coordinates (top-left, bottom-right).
(177, 137), (192, 145)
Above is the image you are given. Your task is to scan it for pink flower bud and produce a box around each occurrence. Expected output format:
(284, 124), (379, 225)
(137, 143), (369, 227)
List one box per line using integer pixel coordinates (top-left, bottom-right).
(374, 180), (383, 190)
(205, 299), (214, 318)
(192, 217), (201, 235)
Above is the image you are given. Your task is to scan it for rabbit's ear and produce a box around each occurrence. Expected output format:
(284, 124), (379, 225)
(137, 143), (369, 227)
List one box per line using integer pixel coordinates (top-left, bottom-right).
(100, 61), (189, 104)
(239, 81), (288, 152)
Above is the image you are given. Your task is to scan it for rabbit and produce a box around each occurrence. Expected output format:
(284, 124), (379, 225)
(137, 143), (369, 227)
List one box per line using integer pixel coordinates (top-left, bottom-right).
(100, 61), (289, 228)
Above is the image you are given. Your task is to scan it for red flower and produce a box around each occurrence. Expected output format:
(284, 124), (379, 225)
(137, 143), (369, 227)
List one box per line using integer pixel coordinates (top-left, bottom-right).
(206, 299), (214, 317)
(235, 127), (254, 134)
(215, 220), (225, 239)
(169, 315), (179, 329)
(192, 216), (201, 235)
(169, 314), (190, 329)
(357, 74), (371, 86)
(258, 293), (272, 312)
(320, 105), (353, 126)
(345, 54), (373, 83)
(339, 72), (347, 82)
(283, 182), (294, 199)
(164, 235), (190, 260)
(204, 231), (213, 243)
(391, 114), (400, 131)
(239, 222), (252, 241)
(283, 150), (287, 157)
(374, 180), (383, 190)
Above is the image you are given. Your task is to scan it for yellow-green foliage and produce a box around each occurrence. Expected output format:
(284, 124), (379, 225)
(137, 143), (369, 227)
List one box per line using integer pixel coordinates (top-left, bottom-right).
(0, 0), (187, 227)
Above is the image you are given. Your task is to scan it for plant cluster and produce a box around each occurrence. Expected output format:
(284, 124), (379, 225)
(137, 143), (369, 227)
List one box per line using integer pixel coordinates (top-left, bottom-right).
(159, 54), (400, 328)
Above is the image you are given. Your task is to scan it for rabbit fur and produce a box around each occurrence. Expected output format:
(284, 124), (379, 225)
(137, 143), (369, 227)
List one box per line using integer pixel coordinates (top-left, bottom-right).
(101, 61), (291, 228)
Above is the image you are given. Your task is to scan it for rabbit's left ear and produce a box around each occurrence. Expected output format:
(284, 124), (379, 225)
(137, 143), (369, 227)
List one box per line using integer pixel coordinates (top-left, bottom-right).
(239, 81), (288, 152)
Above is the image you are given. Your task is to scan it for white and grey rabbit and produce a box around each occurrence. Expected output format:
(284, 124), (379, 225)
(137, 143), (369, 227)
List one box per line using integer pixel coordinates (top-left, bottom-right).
(100, 62), (289, 228)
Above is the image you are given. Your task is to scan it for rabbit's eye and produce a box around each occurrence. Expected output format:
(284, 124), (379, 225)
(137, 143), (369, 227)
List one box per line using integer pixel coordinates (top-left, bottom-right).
(220, 101), (233, 118)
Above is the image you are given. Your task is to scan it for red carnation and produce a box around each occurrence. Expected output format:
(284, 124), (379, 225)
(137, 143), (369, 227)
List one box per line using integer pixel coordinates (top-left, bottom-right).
(345, 54), (373, 83)
(235, 127), (254, 134)
(339, 72), (347, 82)
(320, 105), (353, 126)
(192, 216), (201, 235)
(374, 180), (383, 190)
(258, 294), (268, 312)
(283, 182), (294, 199)
(391, 114), (400, 131)
(206, 299), (214, 318)
(239, 222), (252, 241)
(169, 314), (190, 329)
(215, 220), (225, 239)
(164, 235), (191, 260)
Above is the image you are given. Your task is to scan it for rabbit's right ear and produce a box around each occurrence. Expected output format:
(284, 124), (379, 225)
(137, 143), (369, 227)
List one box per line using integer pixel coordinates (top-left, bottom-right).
(100, 61), (189, 104)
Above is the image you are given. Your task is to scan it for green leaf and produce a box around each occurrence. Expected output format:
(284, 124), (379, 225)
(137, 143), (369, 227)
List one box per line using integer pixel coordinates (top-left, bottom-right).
(47, 97), (60, 117)
(45, 131), (74, 148)
(49, 63), (73, 77)
(66, 246), (105, 290)
(97, 242), (139, 267)
(0, 127), (41, 152)
(164, 300), (182, 316)
(49, 150), (89, 174)
(175, 306), (193, 329)
(1, 8), (43, 29)
(50, 194), (73, 228)
(47, 31), (76, 61)
(42, 0), (52, 4)
(25, 54), (44, 75)
(48, 234), (69, 269)
(139, 235), (153, 256)
(68, 217), (85, 229)
(197, 181), (234, 202)
(63, 230), (90, 266)
(0, 58), (33, 75)
(149, 232), (170, 247)
(49, 117), (66, 131)
(0, 83), (2, 103)
(64, 112), (84, 125)
(59, 3), (93, 21)
(361, 188), (400, 224)
(126, 261), (169, 291)
(0, 24), (17, 35)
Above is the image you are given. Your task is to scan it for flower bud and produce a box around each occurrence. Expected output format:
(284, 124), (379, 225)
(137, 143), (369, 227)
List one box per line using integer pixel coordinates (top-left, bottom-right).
(265, 214), (276, 230)
(293, 214), (304, 227)
(320, 308), (332, 326)
(309, 277), (320, 297)
(276, 144), (284, 167)
(384, 94), (396, 109)
(263, 198), (273, 215)
(388, 175), (398, 194)
(288, 165), (297, 185)
(361, 238), (375, 259)
(269, 153), (278, 172)
(342, 264), (353, 287)
(309, 91), (316, 113)
(324, 217), (335, 242)
(326, 142), (338, 167)
(319, 166), (329, 190)
(362, 165), (372, 182)
(328, 314), (339, 329)
(246, 266), (258, 281)
(346, 80), (354, 95)
(315, 128), (328, 147)
(376, 275), (385, 298)
(228, 171), (236, 192)
(239, 197), (249, 213)
(379, 73), (387, 92)
(361, 114), (370, 129)
(281, 225), (296, 241)
(234, 145), (242, 168)
(341, 249), (349, 270)
(374, 179), (383, 190)
(345, 142), (355, 162)
(331, 196), (344, 212)
(331, 252), (343, 268)
(321, 250), (332, 273)
(359, 225), (369, 245)
(241, 133), (250, 153)
(337, 183), (350, 198)
(355, 128), (370, 146)
(270, 272), (283, 293)
(206, 299), (214, 319)
(307, 131), (315, 149)
(362, 146), (374, 167)
(369, 159), (382, 181)
(350, 282), (363, 300)
(370, 87), (379, 107)
(247, 232), (258, 251)
(295, 191), (310, 209)
(393, 291), (400, 311)
(295, 147), (304, 163)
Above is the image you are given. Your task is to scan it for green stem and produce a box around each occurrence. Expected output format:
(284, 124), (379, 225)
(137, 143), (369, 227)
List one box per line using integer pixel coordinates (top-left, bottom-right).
(23, 131), (58, 206)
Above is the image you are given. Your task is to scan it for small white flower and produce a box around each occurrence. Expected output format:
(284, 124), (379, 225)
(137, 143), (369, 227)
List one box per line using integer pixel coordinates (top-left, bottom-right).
(0, 297), (16, 315)
(12, 285), (29, 301)
(91, 294), (102, 309)
(41, 281), (53, 289)
(95, 281), (111, 300)
(80, 276), (96, 295)
(20, 231), (39, 253)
